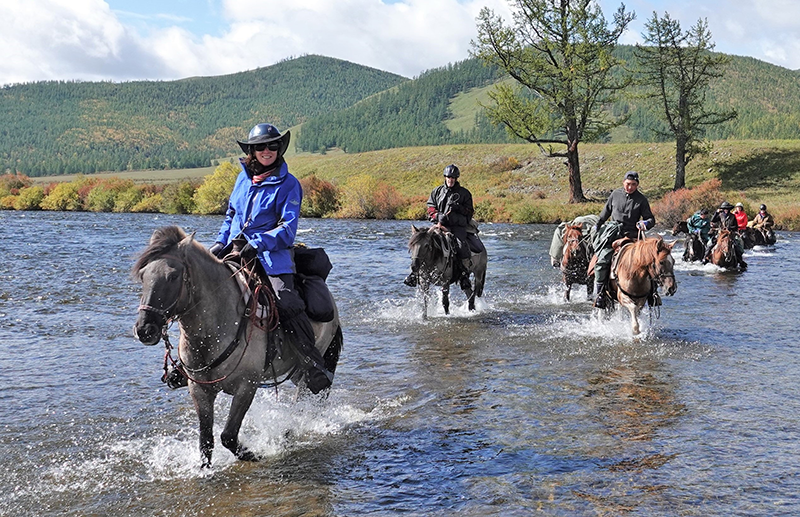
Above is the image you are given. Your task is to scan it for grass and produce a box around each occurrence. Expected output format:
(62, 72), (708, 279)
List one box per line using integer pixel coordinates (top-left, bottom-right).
(28, 139), (800, 228)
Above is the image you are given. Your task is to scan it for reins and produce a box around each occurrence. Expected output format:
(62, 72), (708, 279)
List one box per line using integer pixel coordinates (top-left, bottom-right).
(152, 256), (279, 386)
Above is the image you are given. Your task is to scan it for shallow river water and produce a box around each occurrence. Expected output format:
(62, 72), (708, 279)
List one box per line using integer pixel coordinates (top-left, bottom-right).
(1, 211), (799, 516)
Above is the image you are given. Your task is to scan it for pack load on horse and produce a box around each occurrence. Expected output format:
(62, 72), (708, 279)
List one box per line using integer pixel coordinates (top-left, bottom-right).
(682, 208), (710, 262)
(133, 226), (343, 467)
(548, 215), (598, 300)
(404, 164), (488, 316)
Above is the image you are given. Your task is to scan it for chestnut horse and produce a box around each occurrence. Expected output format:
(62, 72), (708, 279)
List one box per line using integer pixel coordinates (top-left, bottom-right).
(610, 237), (677, 336)
(709, 229), (738, 268)
(561, 224), (593, 300)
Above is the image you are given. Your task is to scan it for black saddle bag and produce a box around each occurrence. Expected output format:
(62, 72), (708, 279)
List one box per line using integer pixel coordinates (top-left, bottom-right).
(294, 246), (333, 280)
(296, 273), (335, 322)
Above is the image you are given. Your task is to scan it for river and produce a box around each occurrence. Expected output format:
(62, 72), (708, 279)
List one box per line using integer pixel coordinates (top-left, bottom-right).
(0, 211), (798, 516)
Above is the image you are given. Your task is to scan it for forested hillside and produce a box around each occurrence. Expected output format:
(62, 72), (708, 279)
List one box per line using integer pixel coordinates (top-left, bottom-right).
(295, 59), (512, 153)
(4, 48), (800, 178)
(297, 48), (800, 154)
(0, 55), (406, 176)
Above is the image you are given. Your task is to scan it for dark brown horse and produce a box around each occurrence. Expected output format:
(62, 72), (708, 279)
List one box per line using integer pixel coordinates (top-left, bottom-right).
(560, 224), (593, 300)
(682, 233), (705, 262)
(671, 221), (689, 236)
(611, 237), (677, 336)
(709, 229), (738, 268)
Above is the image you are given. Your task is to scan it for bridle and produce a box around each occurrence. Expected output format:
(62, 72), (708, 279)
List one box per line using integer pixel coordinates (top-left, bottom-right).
(137, 258), (191, 326)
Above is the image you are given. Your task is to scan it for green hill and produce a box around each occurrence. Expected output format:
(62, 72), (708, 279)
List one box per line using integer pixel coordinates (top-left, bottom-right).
(296, 48), (800, 153)
(0, 55), (406, 176)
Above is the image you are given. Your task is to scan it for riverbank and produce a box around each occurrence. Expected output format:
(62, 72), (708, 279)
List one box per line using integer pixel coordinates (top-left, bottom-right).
(12, 139), (800, 229)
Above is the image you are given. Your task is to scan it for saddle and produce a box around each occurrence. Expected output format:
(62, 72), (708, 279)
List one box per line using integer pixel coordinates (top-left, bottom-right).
(224, 245), (336, 323)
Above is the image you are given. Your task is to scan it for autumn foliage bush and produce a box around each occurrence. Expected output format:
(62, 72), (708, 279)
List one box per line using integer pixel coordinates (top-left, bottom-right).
(299, 175), (340, 217)
(651, 179), (725, 228)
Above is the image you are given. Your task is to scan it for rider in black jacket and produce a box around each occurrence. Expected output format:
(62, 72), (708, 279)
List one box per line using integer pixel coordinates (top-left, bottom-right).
(404, 164), (485, 288)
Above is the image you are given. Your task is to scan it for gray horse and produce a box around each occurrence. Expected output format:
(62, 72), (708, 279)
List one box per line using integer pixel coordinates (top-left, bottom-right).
(408, 225), (487, 317)
(132, 226), (343, 468)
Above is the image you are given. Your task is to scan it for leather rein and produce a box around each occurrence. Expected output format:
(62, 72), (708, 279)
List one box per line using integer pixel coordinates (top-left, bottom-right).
(138, 257), (262, 386)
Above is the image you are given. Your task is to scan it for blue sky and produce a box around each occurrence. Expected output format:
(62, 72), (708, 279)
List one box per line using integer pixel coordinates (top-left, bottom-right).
(1, 0), (799, 86)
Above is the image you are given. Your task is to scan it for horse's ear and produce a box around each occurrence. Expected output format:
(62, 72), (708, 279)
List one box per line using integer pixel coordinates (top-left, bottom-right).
(411, 224), (419, 234)
(189, 231), (196, 241)
(667, 241), (676, 251)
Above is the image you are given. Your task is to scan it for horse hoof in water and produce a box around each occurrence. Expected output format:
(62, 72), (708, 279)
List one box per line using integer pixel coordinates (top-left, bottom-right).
(236, 447), (259, 462)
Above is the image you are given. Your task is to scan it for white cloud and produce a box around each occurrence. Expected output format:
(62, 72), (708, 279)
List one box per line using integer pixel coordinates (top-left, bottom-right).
(2, 0), (799, 87)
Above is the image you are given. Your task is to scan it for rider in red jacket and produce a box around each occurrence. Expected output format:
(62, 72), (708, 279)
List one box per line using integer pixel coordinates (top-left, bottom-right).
(733, 202), (748, 230)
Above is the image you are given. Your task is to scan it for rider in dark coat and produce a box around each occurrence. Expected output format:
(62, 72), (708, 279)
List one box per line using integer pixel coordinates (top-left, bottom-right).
(591, 171), (655, 308)
(404, 164), (485, 288)
(703, 201), (746, 269)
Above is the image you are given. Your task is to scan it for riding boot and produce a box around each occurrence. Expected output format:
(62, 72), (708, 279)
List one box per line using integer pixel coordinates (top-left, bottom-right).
(163, 361), (188, 389)
(593, 281), (607, 309)
(282, 315), (333, 394)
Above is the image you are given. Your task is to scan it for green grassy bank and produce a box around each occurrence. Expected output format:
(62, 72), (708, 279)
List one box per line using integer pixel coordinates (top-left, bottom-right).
(20, 139), (800, 230)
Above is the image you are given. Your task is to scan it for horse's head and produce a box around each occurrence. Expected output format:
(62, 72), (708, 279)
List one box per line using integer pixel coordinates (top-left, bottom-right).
(409, 225), (450, 285)
(132, 226), (199, 345)
(652, 238), (677, 296)
(561, 225), (586, 270)
(714, 229), (735, 264)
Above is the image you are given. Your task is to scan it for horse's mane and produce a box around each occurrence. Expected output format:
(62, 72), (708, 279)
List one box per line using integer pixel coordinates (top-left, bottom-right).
(131, 226), (188, 279)
(409, 227), (448, 258)
(625, 237), (671, 268)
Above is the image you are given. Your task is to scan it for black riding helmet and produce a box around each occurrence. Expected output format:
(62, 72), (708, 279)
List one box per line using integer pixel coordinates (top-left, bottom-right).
(443, 164), (460, 178)
(237, 123), (291, 157)
(760, 204), (767, 211)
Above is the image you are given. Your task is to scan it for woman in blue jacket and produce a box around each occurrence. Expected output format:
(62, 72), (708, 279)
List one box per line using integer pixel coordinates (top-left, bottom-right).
(210, 123), (332, 393)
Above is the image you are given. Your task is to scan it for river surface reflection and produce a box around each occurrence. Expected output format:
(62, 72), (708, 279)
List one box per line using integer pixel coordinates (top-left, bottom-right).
(0, 211), (798, 516)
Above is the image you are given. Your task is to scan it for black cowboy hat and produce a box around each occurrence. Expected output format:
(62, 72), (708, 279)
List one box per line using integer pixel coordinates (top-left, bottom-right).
(237, 123), (291, 155)
(719, 201), (734, 210)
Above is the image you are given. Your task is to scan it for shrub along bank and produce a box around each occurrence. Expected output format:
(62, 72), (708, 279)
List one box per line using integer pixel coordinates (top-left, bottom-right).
(4, 140), (800, 230)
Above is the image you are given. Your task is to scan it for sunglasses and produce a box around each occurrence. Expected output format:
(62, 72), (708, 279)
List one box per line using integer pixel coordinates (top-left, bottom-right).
(253, 141), (281, 152)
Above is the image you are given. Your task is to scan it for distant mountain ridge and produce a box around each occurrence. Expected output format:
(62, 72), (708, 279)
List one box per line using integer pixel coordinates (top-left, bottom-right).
(0, 55), (406, 176)
(3, 49), (800, 178)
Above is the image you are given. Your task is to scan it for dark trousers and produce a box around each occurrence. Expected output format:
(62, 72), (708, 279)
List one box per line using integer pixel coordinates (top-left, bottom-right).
(268, 274), (326, 371)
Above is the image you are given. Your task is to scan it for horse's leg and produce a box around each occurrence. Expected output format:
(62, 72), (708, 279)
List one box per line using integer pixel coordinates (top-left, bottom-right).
(629, 303), (641, 336)
(565, 281), (571, 301)
(442, 285), (450, 315)
(220, 386), (259, 462)
(190, 385), (217, 468)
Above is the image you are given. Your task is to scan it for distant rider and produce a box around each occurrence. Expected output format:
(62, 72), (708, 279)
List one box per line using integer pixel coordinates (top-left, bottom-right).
(592, 171), (655, 309)
(404, 164), (485, 288)
(703, 201), (746, 269)
(749, 204), (775, 230)
(686, 208), (711, 242)
(733, 202), (748, 231)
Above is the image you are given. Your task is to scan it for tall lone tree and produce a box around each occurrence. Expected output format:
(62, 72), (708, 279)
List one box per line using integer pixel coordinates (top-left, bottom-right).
(634, 13), (737, 190)
(472, 0), (634, 203)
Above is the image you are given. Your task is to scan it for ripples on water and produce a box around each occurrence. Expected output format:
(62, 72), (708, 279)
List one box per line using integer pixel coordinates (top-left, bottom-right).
(1, 211), (799, 516)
